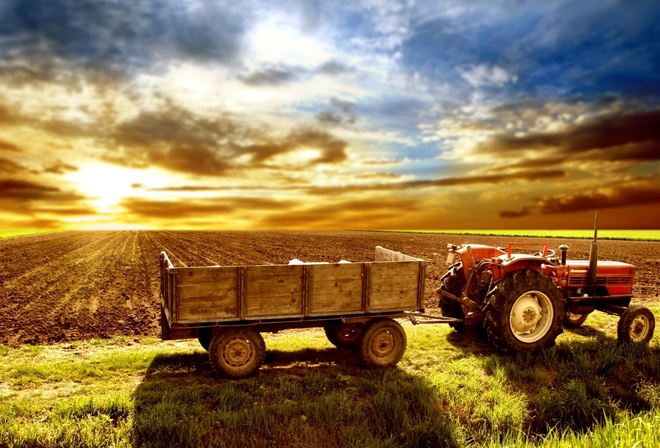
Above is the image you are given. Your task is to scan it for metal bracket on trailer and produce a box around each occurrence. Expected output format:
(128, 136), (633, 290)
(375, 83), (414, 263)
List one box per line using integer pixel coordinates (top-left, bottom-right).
(405, 311), (463, 325)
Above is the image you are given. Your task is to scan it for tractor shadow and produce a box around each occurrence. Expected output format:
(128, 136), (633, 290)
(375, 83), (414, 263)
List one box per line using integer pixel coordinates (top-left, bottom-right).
(442, 324), (660, 437)
(130, 344), (459, 448)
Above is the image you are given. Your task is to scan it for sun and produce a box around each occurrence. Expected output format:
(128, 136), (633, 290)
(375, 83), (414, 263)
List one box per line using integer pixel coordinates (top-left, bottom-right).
(65, 163), (170, 213)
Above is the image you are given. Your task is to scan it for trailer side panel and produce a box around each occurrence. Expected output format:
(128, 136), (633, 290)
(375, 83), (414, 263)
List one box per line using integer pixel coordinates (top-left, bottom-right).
(245, 265), (304, 317)
(368, 262), (421, 311)
(176, 267), (240, 321)
(308, 263), (364, 315)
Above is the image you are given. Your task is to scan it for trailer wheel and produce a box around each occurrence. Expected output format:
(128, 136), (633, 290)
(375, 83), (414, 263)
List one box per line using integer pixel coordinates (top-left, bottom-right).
(359, 319), (407, 369)
(198, 328), (213, 351)
(484, 269), (564, 353)
(209, 328), (266, 379)
(617, 305), (655, 345)
(438, 264), (466, 332)
(563, 311), (589, 328)
(324, 321), (362, 348)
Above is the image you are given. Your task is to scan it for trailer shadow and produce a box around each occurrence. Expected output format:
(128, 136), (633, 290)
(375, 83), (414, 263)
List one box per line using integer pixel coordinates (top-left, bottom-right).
(131, 346), (460, 448)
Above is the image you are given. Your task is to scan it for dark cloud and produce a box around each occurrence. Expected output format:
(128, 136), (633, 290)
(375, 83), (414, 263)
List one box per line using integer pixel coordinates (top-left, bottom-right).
(32, 205), (97, 216)
(0, 179), (83, 201)
(315, 111), (344, 125)
(538, 181), (660, 214)
(239, 67), (299, 86)
(0, 216), (64, 229)
(475, 109), (660, 164)
(499, 206), (533, 219)
(0, 139), (22, 152)
(0, 0), (246, 84)
(240, 128), (348, 166)
(0, 178), (93, 220)
(148, 145), (232, 176)
(306, 169), (565, 195)
(106, 103), (237, 174)
(259, 197), (421, 229)
(43, 160), (78, 175)
(105, 103), (350, 175)
(121, 196), (295, 219)
(0, 179), (60, 199)
(316, 97), (357, 126)
(0, 157), (28, 173)
(316, 61), (355, 76)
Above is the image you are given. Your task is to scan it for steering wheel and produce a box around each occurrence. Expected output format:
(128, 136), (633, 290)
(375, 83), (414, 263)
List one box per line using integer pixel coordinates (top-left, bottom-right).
(534, 249), (555, 258)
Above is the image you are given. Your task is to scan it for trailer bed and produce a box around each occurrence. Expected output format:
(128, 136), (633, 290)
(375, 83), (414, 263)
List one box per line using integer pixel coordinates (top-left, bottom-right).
(160, 246), (428, 339)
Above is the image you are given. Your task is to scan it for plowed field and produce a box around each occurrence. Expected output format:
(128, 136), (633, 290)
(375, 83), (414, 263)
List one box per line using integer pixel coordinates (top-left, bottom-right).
(0, 231), (658, 345)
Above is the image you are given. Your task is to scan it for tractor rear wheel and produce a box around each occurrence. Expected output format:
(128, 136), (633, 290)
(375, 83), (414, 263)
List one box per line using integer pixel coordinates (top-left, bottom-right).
(324, 321), (362, 348)
(484, 269), (564, 353)
(438, 264), (466, 332)
(209, 328), (266, 379)
(617, 305), (655, 345)
(359, 318), (407, 369)
(563, 311), (589, 328)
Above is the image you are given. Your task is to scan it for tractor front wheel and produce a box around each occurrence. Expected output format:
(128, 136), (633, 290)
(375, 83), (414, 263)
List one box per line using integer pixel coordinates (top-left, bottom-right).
(617, 305), (655, 345)
(484, 269), (564, 353)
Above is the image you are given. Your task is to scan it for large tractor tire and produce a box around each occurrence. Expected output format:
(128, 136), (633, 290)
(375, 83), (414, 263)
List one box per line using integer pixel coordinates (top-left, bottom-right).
(484, 269), (564, 353)
(359, 318), (407, 369)
(324, 320), (362, 348)
(617, 305), (655, 345)
(438, 264), (466, 332)
(209, 328), (266, 379)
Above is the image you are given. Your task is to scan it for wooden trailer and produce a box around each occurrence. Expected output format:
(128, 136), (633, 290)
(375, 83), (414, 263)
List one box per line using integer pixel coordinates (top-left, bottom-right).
(159, 246), (432, 378)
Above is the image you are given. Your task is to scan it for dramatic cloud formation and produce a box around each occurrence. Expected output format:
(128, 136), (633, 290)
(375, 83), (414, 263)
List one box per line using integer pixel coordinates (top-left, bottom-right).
(1, 0), (659, 230)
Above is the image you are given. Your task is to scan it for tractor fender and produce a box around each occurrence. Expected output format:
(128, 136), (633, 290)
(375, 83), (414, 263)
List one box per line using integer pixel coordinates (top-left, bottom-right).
(490, 258), (547, 283)
(455, 244), (506, 273)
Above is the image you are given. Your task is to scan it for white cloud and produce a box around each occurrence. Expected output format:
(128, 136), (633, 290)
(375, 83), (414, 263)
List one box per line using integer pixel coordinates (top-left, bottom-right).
(457, 64), (517, 88)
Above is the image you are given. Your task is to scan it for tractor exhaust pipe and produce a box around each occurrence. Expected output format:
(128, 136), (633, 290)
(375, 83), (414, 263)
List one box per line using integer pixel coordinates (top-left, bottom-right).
(588, 211), (598, 296)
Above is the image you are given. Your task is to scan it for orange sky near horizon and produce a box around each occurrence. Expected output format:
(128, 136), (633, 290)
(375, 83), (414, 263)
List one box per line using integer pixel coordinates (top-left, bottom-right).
(1, 1), (659, 231)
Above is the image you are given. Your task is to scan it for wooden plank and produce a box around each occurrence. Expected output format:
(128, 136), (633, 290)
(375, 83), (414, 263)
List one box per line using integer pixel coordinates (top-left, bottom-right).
(245, 265), (304, 317)
(175, 267), (239, 321)
(369, 262), (420, 310)
(308, 263), (364, 314)
(176, 267), (235, 285)
(375, 246), (424, 262)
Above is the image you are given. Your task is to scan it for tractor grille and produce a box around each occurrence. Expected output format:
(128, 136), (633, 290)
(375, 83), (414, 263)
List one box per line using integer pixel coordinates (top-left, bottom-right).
(569, 276), (633, 286)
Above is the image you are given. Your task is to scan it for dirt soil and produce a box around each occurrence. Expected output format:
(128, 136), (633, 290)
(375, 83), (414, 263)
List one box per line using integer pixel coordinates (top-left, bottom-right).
(0, 230), (658, 345)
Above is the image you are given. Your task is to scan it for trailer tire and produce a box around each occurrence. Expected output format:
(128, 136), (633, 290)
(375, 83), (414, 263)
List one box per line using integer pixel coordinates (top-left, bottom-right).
(563, 312), (589, 328)
(198, 327), (213, 351)
(484, 269), (564, 353)
(617, 305), (655, 345)
(209, 328), (266, 379)
(359, 319), (406, 369)
(438, 264), (466, 332)
(324, 321), (362, 348)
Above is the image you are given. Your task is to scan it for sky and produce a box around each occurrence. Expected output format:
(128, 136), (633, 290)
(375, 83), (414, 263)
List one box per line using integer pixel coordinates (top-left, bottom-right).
(0, 0), (659, 231)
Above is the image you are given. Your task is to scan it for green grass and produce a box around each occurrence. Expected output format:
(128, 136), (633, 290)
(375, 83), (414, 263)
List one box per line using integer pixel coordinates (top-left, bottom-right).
(0, 230), (59, 239)
(1, 319), (660, 448)
(374, 229), (660, 241)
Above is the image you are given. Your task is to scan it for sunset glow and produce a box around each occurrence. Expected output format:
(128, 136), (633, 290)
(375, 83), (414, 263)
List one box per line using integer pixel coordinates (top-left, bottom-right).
(1, 1), (659, 230)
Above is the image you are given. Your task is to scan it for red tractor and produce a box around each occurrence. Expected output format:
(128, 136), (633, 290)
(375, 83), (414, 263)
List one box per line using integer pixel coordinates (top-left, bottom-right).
(438, 217), (656, 352)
